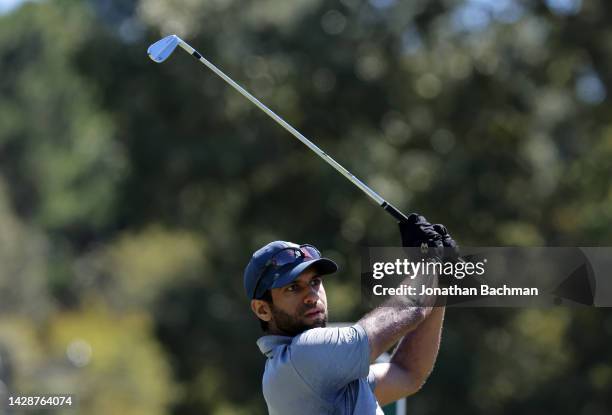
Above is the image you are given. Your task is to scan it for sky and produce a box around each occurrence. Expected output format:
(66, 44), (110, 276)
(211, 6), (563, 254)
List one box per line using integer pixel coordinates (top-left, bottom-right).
(0, 0), (38, 14)
(0, 0), (583, 17)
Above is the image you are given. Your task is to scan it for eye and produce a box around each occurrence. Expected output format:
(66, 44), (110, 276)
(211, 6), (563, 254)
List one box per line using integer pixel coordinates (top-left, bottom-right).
(311, 278), (322, 286)
(286, 284), (298, 292)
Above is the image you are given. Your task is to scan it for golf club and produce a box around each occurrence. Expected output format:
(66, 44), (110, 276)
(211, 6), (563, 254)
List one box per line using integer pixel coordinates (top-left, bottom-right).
(147, 35), (409, 222)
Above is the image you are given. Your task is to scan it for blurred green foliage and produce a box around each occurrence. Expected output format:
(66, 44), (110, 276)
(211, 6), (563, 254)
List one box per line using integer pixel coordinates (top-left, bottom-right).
(0, 0), (611, 414)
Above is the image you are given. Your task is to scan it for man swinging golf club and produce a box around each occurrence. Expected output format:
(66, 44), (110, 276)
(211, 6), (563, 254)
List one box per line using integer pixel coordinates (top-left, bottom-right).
(148, 35), (455, 414)
(244, 214), (455, 414)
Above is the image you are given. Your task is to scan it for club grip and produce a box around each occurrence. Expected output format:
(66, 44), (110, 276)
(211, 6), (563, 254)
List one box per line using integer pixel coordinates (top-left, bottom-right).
(381, 201), (409, 222)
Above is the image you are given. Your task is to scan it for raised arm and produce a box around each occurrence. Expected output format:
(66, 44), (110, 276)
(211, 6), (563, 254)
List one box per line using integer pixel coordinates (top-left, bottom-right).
(357, 301), (433, 362)
(390, 306), (444, 383)
(359, 213), (456, 405)
(358, 213), (452, 361)
(370, 306), (445, 405)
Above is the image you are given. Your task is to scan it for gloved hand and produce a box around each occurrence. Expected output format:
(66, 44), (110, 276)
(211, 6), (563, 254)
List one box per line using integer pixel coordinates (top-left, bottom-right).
(398, 213), (442, 247)
(431, 223), (458, 250)
(398, 213), (459, 260)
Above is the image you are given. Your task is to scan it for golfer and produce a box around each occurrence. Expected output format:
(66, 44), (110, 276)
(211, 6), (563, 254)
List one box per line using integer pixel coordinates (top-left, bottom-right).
(244, 213), (456, 414)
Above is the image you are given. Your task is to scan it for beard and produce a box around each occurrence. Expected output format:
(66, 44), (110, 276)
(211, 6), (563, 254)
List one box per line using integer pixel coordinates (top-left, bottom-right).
(271, 304), (327, 336)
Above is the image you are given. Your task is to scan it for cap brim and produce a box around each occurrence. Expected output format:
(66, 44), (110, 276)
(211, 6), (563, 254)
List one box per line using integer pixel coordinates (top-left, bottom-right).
(270, 258), (338, 289)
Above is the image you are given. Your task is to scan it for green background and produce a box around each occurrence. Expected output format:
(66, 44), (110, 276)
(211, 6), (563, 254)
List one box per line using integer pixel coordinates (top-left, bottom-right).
(0, 0), (611, 414)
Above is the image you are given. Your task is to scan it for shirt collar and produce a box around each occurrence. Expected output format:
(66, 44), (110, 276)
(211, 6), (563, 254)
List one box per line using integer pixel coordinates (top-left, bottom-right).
(256, 335), (292, 358)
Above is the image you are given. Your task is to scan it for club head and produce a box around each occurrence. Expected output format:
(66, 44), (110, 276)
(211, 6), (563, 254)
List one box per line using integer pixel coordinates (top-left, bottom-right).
(147, 35), (181, 63)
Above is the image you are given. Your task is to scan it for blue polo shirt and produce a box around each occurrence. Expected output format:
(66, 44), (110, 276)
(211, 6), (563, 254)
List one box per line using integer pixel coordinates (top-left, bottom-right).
(256, 324), (384, 414)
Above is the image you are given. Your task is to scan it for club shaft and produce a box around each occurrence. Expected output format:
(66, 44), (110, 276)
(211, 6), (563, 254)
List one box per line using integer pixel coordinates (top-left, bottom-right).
(177, 40), (409, 222)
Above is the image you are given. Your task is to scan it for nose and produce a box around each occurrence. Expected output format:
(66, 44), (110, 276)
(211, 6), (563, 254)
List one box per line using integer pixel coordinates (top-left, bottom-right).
(304, 285), (320, 304)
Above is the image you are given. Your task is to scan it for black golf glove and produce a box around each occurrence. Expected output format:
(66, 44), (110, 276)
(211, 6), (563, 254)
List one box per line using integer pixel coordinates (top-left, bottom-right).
(398, 213), (442, 247)
(398, 213), (459, 260)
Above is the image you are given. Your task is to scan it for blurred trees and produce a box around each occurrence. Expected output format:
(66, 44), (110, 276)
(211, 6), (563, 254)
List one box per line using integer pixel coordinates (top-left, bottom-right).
(0, 0), (611, 414)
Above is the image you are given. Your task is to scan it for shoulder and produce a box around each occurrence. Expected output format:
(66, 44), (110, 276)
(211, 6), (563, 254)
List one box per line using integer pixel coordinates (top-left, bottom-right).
(292, 325), (369, 348)
(286, 325), (373, 394)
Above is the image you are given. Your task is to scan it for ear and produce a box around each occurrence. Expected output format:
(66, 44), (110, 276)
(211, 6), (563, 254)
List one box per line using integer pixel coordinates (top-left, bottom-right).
(251, 299), (272, 322)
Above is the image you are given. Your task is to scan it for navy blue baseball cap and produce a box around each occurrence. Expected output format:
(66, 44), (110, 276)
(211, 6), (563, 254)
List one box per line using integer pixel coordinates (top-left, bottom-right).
(244, 241), (338, 299)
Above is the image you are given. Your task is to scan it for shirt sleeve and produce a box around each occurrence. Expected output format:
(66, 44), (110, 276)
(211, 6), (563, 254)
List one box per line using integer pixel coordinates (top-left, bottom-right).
(290, 324), (371, 393)
(367, 367), (378, 392)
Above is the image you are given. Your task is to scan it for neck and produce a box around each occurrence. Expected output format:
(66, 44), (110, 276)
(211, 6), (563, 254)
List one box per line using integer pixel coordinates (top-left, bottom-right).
(266, 324), (292, 336)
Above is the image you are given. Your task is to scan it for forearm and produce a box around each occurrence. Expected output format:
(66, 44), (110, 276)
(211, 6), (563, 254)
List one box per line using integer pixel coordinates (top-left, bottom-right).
(390, 306), (445, 383)
(359, 267), (440, 361)
(358, 303), (432, 362)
